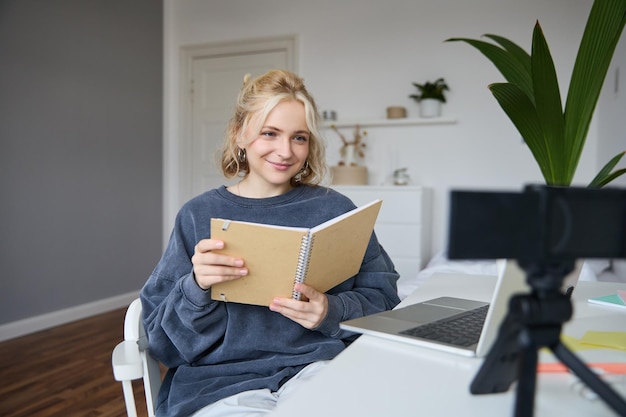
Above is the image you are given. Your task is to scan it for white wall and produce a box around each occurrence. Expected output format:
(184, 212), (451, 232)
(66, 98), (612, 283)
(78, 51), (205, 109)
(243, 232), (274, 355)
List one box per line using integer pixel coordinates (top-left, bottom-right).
(598, 30), (626, 189)
(165, 0), (620, 260)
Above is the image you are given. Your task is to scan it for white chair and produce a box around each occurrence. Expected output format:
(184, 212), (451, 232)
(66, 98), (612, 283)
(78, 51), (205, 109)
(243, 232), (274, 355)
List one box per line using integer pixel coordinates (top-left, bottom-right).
(112, 298), (162, 417)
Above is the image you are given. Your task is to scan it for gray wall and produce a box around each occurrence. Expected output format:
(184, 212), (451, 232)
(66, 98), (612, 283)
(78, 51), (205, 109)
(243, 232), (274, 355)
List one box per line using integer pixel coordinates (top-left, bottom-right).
(0, 0), (163, 325)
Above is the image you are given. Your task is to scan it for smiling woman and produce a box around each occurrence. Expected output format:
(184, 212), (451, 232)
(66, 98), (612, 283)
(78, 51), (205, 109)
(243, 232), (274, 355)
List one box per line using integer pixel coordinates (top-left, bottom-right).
(233, 100), (311, 198)
(138, 69), (401, 417)
(220, 70), (327, 194)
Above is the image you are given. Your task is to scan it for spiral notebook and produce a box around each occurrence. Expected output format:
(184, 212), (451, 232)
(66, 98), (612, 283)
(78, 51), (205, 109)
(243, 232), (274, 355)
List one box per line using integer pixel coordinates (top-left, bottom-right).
(210, 199), (382, 306)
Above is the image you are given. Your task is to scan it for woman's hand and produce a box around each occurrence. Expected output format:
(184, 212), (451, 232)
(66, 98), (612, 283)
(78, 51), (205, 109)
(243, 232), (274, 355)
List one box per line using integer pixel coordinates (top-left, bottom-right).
(269, 283), (329, 329)
(191, 239), (248, 290)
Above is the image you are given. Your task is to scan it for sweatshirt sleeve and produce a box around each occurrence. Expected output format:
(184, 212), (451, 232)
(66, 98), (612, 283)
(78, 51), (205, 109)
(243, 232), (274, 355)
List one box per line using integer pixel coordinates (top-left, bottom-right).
(313, 233), (401, 338)
(139, 210), (228, 368)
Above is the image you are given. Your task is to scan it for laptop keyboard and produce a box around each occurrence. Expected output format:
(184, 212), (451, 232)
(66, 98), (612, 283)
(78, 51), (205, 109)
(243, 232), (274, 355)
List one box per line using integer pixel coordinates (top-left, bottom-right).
(399, 304), (490, 347)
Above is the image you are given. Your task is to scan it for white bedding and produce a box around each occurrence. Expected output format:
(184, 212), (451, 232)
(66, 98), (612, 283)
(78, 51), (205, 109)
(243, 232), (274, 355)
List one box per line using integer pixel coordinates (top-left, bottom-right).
(397, 251), (623, 300)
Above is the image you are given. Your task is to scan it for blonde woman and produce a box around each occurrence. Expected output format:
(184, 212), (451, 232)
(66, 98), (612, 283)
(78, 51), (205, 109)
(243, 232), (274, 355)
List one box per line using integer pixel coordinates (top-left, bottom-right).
(140, 69), (400, 417)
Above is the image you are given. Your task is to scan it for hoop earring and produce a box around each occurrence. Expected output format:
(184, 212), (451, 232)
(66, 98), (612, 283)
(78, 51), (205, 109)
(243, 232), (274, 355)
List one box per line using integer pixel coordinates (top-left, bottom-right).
(295, 160), (309, 183)
(237, 148), (247, 163)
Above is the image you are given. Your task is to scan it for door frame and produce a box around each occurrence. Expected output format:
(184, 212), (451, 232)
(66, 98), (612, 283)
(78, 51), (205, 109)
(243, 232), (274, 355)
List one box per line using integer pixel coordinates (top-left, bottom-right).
(165, 35), (299, 243)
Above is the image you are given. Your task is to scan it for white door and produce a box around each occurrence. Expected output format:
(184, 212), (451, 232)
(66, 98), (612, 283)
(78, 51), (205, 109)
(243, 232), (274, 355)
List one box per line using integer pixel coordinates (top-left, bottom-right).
(180, 37), (297, 205)
(191, 52), (289, 197)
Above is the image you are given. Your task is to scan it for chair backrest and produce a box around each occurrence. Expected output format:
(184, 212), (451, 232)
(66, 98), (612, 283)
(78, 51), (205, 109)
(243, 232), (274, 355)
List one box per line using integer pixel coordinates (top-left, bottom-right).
(113, 298), (162, 417)
(127, 298), (162, 416)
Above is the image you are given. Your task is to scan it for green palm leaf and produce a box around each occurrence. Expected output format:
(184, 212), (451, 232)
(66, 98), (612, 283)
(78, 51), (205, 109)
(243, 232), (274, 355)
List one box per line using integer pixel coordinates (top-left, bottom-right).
(488, 83), (554, 182)
(589, 151), (626, 188)
(564, 0), (626, 181)
(530, 21), (567, 185)
(446, 37), (534, 102)
(483, 34), (532, 78)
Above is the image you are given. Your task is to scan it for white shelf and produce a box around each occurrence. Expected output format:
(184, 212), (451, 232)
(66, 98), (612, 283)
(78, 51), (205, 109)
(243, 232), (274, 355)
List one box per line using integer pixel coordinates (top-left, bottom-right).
(322, 116), (457, 128)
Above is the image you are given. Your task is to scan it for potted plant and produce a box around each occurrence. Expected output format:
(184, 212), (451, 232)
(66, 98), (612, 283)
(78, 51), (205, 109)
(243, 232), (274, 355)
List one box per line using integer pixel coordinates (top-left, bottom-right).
(446, 0), (625, 187)
(409, 78), (449, 118)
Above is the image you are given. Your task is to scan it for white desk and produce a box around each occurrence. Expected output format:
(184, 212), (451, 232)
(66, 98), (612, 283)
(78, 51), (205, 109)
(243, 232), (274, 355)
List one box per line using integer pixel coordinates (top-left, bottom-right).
(270, 274), (626, 417)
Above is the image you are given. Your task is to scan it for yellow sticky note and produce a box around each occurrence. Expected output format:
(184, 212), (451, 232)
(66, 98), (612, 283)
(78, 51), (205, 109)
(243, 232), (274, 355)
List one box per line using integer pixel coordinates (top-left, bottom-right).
(580, 331), (626, 351)
(541, 334), (595, 353)
(560, 334), (596, 352)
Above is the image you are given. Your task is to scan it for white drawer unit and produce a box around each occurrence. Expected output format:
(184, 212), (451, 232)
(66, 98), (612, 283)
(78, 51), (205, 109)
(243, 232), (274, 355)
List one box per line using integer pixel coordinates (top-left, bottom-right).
(332, 186), (431, 284)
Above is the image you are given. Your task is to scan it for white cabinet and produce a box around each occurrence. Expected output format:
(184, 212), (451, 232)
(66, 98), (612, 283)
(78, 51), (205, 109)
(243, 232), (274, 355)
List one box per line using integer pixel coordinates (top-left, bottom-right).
(332, 186), (431, 284)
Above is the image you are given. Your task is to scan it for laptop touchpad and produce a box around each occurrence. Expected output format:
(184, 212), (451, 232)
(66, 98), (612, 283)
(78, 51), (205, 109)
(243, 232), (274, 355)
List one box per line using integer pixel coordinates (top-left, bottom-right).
(382, 303), (463, 324)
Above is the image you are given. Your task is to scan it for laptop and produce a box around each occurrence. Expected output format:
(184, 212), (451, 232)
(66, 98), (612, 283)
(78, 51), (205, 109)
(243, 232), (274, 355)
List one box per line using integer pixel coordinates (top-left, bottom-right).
(341, 259), (581, 357)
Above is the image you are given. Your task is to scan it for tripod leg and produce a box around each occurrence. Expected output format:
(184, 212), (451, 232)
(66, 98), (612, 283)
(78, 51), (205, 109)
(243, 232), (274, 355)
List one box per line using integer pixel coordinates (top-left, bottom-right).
(470, 314), (521, 395)
(552, 341), (626, 416)
(515, 333), (538, 417)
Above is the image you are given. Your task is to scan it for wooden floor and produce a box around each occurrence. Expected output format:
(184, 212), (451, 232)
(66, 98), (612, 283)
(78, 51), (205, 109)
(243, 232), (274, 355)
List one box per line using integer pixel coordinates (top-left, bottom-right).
(0, 308), (152, 417)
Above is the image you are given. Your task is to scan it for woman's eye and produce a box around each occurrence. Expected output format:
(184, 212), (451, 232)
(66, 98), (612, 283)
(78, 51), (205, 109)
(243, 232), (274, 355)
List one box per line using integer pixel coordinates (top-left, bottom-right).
(294, 135), (308, 142)
(261, 131), (276, 138)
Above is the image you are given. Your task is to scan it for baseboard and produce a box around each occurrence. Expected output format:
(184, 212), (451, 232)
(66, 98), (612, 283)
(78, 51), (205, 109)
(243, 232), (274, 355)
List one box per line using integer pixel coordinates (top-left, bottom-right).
(0, 291), (140, 342)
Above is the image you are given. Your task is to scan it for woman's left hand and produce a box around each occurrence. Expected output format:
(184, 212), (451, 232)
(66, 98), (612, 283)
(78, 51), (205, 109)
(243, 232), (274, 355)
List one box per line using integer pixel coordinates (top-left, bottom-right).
(269, 283), (328, 329)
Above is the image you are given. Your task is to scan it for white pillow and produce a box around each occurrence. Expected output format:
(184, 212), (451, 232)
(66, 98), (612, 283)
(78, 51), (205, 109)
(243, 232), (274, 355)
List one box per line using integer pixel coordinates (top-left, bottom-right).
(397, 251), (497, 300)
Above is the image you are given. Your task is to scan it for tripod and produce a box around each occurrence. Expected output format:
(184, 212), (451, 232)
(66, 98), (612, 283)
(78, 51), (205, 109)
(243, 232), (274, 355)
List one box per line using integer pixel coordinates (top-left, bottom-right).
(470, 261), (626, 417)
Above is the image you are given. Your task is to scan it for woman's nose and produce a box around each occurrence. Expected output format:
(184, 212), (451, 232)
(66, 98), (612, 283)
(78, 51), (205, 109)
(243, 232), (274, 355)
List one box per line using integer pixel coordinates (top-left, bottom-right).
(276, 137), (293, 158)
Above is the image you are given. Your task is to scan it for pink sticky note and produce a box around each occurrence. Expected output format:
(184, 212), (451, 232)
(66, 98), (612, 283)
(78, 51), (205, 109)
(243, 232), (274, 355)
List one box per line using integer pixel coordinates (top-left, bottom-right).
(618, 290), (626, 303)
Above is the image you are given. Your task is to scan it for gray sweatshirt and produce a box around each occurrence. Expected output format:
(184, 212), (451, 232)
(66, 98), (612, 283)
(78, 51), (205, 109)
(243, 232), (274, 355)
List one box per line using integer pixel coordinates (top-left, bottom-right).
(140, 185), (400, 416)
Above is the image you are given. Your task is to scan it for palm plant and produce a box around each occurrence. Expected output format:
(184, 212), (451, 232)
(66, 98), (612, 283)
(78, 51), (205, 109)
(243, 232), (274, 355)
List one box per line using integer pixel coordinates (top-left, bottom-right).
(447, 0), (626, 187)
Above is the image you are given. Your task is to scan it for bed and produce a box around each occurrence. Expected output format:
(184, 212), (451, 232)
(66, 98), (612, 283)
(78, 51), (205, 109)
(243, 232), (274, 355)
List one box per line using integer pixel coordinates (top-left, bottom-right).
(397, 251), (624, 301)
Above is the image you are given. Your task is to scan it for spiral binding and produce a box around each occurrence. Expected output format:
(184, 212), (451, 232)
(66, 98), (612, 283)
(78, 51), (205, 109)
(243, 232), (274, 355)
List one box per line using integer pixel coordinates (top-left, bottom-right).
(292, 233), (314, 300)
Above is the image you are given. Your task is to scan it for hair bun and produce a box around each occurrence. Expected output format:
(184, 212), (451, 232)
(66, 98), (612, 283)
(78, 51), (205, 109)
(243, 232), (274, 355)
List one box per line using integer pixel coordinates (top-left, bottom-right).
(242, 73), (251, 85)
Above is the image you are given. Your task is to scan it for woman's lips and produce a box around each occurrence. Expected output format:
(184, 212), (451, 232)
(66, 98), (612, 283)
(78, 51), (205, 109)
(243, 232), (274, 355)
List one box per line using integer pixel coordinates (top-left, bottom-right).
(268, 161), (293, 171)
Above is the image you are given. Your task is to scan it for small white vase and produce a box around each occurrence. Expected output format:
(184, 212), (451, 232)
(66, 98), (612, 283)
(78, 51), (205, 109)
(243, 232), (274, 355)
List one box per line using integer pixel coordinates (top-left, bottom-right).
(419, 98), (442, 118)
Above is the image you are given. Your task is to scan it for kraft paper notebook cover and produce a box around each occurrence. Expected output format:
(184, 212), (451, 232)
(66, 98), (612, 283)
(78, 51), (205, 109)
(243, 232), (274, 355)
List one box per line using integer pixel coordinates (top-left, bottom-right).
(210, 199), (382, 306)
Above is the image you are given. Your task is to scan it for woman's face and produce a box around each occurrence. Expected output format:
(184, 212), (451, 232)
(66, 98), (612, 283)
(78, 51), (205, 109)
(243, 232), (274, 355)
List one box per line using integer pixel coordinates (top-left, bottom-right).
(241, 100), (310, 196)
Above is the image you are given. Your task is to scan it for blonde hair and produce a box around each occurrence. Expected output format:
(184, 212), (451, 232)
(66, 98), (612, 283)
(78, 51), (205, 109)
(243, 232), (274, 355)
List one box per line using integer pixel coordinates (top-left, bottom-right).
(220, 69), (327, 186)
